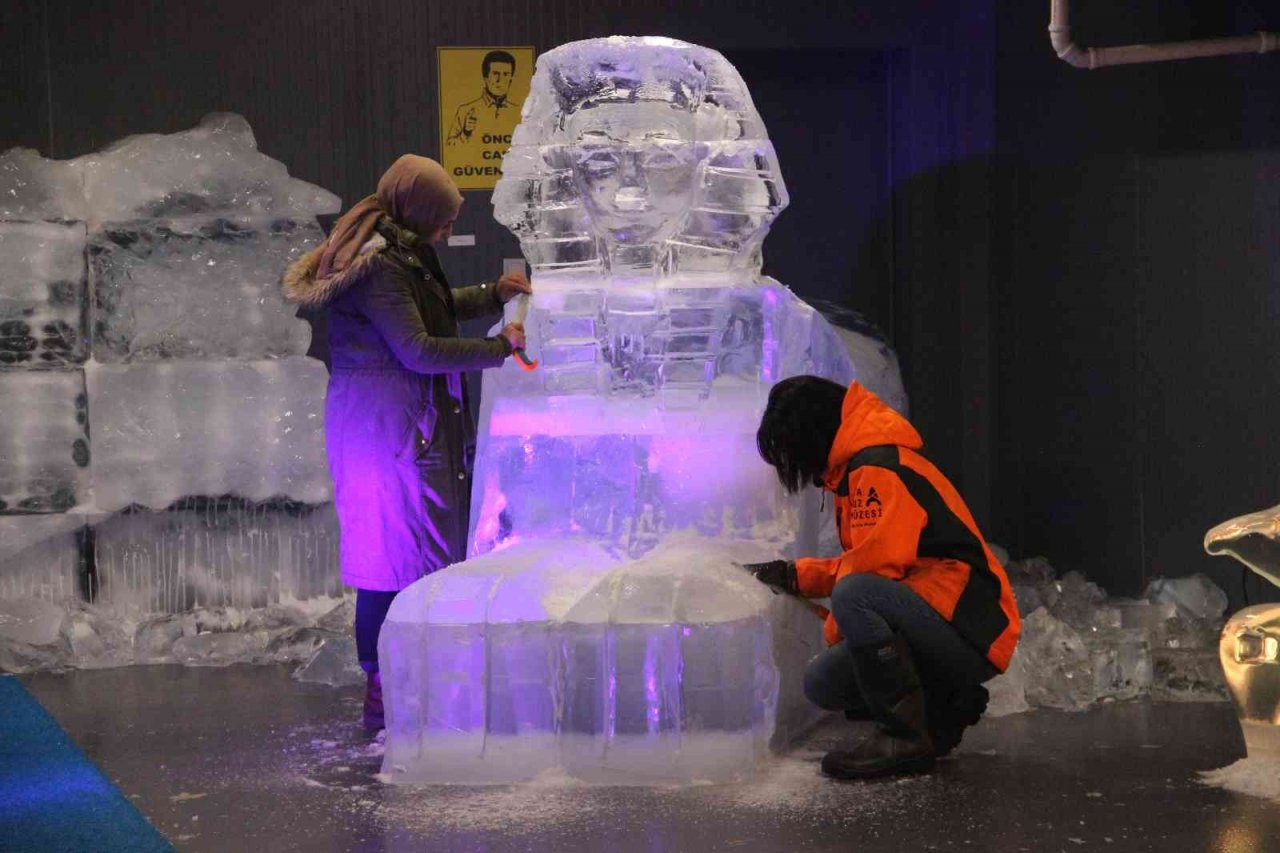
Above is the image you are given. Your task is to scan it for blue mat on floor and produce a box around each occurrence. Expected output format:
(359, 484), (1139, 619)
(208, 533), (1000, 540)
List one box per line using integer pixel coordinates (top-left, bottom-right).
(0, 675), (172, 853)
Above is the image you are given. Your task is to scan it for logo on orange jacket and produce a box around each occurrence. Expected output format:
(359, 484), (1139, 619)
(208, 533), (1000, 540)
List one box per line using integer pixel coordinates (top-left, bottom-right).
(848, 487), (884, 526)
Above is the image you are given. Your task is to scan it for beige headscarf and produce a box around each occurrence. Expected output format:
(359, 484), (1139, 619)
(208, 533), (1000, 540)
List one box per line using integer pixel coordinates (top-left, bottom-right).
(316, 154), (464, 281)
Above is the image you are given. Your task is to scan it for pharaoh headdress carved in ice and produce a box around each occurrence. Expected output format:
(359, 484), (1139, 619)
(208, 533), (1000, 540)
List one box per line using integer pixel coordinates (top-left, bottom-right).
(493, 36), (787, 283)
(487, 38), (821, 406)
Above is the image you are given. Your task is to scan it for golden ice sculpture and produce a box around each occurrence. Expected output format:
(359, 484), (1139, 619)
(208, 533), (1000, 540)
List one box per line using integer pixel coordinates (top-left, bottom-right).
(1205, 504), (1280, 758)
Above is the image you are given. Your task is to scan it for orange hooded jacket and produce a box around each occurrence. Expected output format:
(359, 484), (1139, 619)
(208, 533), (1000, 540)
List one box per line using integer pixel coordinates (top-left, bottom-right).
(794, 383), (1021, 672)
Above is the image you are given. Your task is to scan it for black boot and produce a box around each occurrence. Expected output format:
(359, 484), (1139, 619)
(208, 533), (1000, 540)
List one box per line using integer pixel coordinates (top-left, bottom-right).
(928, 683), (988, 758)
(821, 635), (935, 780)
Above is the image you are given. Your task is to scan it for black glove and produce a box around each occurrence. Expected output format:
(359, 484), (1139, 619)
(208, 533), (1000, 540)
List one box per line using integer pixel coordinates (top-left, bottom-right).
(741, 560), (798, 595)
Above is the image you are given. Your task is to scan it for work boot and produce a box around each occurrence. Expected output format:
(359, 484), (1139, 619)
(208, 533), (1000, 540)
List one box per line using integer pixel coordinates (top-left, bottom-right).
(928, 683), (989, 758)
(821, 635), (935, 780)
(363, 671), (384, 733)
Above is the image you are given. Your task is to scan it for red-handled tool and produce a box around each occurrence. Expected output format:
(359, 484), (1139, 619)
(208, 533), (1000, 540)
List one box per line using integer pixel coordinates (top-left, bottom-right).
(513, 347), (539, 371)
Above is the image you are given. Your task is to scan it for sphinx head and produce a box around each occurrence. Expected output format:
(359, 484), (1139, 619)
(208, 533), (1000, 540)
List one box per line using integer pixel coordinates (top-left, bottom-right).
(494, 37), (788, 280)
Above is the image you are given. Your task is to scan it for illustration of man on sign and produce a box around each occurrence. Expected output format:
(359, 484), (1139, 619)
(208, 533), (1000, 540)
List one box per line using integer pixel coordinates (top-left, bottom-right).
(446, 50), (522, 146)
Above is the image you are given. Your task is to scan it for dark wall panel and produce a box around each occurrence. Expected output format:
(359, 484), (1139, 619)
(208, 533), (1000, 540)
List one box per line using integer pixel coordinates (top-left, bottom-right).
(0, 0), (51, 152)
(889, 21), (997, 527)
(1140, 152), (1280, 604)
(995, 157), (1145, 589)
(994, 0), (1280, 607)
(727, 49), (892, 333)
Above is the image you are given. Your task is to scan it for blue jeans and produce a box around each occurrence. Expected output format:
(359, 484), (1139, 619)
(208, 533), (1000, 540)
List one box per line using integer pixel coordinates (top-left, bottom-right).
(355, 589), (399, 674)
(804, 573), (998, 711)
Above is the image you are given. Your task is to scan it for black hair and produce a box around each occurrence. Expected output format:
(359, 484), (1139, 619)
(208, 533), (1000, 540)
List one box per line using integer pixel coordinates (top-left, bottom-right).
(483, 50), (517, 78)
(756, 376), (848, 494)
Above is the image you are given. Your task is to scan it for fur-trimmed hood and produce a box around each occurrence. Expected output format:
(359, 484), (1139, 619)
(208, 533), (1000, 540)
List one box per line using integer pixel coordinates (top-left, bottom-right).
(282, 236), (388, 308)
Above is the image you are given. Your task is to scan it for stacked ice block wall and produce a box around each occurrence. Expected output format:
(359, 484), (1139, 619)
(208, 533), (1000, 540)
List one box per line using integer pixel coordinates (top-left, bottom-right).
(380, 37), (860, 785)
(0, 151), (95, 609)
(0, 114), (341, 621)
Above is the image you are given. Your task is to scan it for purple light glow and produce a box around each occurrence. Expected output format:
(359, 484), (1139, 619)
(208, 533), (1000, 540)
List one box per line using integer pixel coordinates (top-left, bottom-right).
(605, 630), (618, 746)
(644, 634), (661, 734)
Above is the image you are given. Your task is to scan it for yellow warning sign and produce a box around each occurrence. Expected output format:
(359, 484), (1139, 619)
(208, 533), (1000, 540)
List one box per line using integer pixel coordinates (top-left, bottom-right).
(438, 46), (534, 191)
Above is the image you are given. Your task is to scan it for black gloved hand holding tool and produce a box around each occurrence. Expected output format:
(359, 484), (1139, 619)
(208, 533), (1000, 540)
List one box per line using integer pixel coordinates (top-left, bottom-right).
(739, 560), (799, 595)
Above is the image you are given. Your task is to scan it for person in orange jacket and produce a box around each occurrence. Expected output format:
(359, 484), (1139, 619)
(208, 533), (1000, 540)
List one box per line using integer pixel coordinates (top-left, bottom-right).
(744, 376), (1021, 780)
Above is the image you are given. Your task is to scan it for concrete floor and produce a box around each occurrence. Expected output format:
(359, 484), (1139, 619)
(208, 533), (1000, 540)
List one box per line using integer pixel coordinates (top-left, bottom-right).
(18, 664), (1280, 852)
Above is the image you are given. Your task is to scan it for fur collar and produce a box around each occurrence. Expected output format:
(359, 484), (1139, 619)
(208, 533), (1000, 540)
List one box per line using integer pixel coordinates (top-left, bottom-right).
(283, 217), (436, 308)
(282, 235), (390, 308)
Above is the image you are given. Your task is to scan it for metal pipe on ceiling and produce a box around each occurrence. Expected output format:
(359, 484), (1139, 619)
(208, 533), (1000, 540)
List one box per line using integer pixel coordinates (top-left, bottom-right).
(1049, 0), (1279, 70)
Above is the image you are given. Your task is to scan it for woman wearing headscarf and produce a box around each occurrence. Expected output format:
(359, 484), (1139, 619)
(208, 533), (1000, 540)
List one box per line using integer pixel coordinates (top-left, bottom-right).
(284, 155), (530, 731)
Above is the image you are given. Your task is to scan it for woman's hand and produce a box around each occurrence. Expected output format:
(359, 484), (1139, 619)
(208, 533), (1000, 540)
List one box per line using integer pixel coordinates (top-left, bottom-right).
(499, 322), (526, 353)
(496, 270), (532, 303)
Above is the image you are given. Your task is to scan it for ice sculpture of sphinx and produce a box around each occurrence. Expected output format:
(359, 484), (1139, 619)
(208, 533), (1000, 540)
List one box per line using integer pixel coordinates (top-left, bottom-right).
(1206, 506), (1280, 758)
(379, 37), (857, 785)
